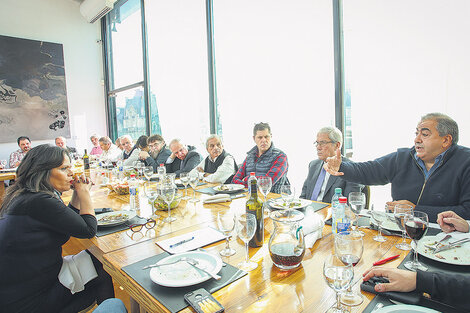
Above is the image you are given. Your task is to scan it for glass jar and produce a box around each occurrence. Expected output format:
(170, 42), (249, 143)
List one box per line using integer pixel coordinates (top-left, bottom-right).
(269, 209), (305, 270)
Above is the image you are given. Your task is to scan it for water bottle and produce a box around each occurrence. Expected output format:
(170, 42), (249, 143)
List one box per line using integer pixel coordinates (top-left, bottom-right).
(247, 172), (256, 195)
(331, 188), (343, 207)
(117, 160), (124, 180)
(333, 196), (351, 234)
(157, 163), (166, 177)
(129, 174), (140, 211)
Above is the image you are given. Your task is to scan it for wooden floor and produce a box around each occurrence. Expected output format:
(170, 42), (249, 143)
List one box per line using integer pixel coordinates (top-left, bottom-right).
(63, 238), (132, 312)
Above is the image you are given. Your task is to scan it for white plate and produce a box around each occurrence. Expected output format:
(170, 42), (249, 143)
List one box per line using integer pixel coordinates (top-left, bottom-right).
(417, 235), (470, 265)
(97, 210), (136, 227)
(149, 251), (223, 287)
(376, 304), (438, 313)
(370, 214), (402, 232)
(213, 184), (245, 193)
(269, 198), (312, 210)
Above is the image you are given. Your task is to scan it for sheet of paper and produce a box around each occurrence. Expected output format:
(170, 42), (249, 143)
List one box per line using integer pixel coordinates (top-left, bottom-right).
(156, 227), (227, 254)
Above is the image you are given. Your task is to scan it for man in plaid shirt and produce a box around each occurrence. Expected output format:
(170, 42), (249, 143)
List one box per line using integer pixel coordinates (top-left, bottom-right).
(9, 136), (31, 168)
(232, 122), (289, 194)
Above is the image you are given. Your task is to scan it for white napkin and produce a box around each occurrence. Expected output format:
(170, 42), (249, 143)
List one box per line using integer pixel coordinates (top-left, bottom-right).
(156, 227), (227, 254)
(301, 212), (325, 249)
(58, 250), (98, 294)
(203, 194), (231, 204)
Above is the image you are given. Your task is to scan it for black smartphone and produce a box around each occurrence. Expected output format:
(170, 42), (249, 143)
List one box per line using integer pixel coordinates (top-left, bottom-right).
(94, 208), (113, 214)
(184, 288), (224, 313)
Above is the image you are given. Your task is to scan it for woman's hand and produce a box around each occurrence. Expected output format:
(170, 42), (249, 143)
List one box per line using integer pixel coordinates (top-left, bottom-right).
(437, 211), (469, 233)
(72, 174), (93, 193)
(363, 267), (417, 293)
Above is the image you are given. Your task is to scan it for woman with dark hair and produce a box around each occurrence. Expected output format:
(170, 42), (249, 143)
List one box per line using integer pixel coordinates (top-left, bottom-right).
(0, 144), (114, 313)
(136, 135), (149, 152)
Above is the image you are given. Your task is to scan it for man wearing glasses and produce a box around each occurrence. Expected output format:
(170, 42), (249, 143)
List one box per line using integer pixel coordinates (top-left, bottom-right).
(139, 134), (172, 171)
(300, 126), (363, 203)
(324, 113), (470, 222)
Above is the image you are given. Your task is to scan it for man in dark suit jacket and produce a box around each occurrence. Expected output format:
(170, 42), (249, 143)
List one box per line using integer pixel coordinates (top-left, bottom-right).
(166, 139), (203, 177)
(139, 134), (172, 172)
(300, 126), (363, 203)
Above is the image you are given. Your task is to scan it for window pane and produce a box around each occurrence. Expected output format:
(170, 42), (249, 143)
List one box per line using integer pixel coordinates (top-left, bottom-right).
(342, 0), (470, 204)
(113, 86), (146, 139)
(213, 0), (335, 190)
(107, 0), (144, 90)
(145, 0), (210, 149)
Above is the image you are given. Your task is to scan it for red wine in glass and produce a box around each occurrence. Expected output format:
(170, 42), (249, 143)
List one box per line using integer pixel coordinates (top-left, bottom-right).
(405, 220), (428, 240)
(340, 254), (360, 267)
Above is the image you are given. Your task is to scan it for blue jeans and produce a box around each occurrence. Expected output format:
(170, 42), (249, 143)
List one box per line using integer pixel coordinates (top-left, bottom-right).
(94, 298), (127, 313)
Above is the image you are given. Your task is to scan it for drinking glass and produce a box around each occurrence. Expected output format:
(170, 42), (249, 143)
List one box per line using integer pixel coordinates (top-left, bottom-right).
(369, 205), (387, 242)
(160, 183), (176, 223)
(188, 172), (200, 203)
(258, 176), (272, 216)
(179, 172), (191, 200)
(217, 212), (236, 256)
(280, 185), (295, 209)
(323, 254), (354, 313)
(236, 213), (257, 271)
(404, 211), (429, 271)
(133, 161), (144, 179)
(143, 166), (154, 181)
(335, 231), (364, 307)
(394, 204), (413, 250)
(143, 182), (159, 215)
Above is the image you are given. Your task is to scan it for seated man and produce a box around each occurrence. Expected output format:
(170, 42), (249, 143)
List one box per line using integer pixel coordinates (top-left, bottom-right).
(190, 135), (238, 184)
(362, 211), (470, 312)
(300, 126), (363, 203)
(139, 134), (172, 171)
(9, 136), (31, 168)
(324, 113), (470, 222)
(119, 135), (140, 166)
(115, 137), (124, 151)
(166, 139), (203, 177)
(232, 122), (289, 194)
(98, 136), (122, 164)
(55, 136), (77, 154)
(90, 134), (103, 156)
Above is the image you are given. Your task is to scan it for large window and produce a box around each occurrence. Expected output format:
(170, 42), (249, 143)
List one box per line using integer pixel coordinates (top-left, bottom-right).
(213, 0), (336, 190)
(342, 0), (470, 204)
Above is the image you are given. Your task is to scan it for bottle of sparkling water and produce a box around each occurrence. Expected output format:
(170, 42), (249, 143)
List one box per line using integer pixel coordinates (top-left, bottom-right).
(129, 174), (140, 211)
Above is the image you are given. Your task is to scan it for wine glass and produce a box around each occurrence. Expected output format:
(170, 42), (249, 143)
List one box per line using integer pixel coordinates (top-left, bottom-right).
(334, 231), (364, 307)
(188, 172), (200, 203)
(160, 183), (176, 223)
(404, 211), (429, 271)
(323, 254), (354, 313)
(143, 166), (154, 181)
(179, 172), (191, 200)
(236, 213), (257, 271)
(280, 185), (295, 209)
(369, 205), (387, 242)
(258, 176), (272, 216)
(133, 161), (144, 179)
(217, 212), (236, 257)
(394, 204), (413, 250)
(143, 182), (159, 215)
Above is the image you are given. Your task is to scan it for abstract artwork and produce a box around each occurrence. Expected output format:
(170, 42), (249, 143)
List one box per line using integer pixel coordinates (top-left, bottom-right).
(0, 35), (70, 143)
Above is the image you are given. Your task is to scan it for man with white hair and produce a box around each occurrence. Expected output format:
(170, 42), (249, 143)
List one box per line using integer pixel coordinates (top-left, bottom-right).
(89, 134), (103, 156)
(166, 139), (202, 177)
(189, 135), (238, 183)
(300, 126), (363, 203)
(120, 135), (140, 166)
(98, 136), (121, 163)
(55, 136), (76, 154)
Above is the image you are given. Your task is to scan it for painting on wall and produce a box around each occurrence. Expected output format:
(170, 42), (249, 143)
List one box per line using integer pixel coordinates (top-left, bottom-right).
(0, 35), (70, 143)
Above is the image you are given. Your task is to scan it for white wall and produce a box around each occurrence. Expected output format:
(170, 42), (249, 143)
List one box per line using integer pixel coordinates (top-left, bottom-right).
(0, 0), (107, 163)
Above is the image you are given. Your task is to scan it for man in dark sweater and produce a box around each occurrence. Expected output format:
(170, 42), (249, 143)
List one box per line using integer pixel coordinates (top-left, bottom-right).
(166, 139), (203, 177)
(324, 113), (470, 222)
(190, 135), (238, 184)
(139, 134), (172, 172)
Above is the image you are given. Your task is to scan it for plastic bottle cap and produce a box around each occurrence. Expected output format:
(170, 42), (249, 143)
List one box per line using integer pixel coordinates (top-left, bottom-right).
(130, 174), (136, 178)
(160, 164), (164, 166)
(339, 197), (347, 203)
(335, 188), (342, 193)
(250, 172), (256, 176)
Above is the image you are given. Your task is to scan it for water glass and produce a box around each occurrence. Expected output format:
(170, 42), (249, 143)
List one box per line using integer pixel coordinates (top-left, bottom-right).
(280, 185), (295, 209)
(217, 212), (236, 257)
(323, 254), (353, 313)
(188, 172), (200, 203)
(160, 183), (176, 223)
(404, 211), (429, 271)
(258, 176), (272, 216)
(236, 213), (257, 271)
(179, 172), (191, 200)
(369, 205), (387, 242)
(394, 204), (413, 250)
(143, 166), (154, 181)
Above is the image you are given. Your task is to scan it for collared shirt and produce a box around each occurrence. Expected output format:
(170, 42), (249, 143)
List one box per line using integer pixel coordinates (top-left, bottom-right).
(122, 148), (141, 166)
(100, 144), (122, 163)
(316, 163), (331, 202)
(189, 154), (236, 183)
(9, 149), (26, 168)
(90, 146), (103, 156)
(414, 150), (447, 180)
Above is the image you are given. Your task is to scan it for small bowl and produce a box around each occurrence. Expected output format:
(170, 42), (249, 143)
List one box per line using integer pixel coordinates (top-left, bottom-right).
(113, 183), (130, 195)
(153, 195), (182, 210)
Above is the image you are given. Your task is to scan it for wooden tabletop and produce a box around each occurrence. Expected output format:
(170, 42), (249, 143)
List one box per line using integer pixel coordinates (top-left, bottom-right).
(0, 171), (16, 206)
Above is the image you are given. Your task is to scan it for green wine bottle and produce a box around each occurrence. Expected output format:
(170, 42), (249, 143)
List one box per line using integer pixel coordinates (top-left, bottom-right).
(246, 173), (264, 247)
(83, 149), (90, 170)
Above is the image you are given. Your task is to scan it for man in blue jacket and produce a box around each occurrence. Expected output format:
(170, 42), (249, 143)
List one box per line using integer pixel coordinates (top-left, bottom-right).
(324, 113), (470, 222)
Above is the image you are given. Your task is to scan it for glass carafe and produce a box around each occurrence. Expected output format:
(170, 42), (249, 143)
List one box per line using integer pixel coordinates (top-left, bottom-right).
(269, 209), (305, 270)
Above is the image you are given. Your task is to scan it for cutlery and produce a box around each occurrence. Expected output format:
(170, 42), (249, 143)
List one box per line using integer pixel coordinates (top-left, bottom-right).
(433, 238), (470, 254)
(371, 303), (384, 313)
(424, 234), (452, 250)
(142, 258), (184, 270)
(181, 257), (221, 280)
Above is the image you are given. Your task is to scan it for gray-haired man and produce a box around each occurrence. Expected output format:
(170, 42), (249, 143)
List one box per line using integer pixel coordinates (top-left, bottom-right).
(189, 135), (238, 183)
(324, 113), (470, 222)
(300, 126), (363, 203)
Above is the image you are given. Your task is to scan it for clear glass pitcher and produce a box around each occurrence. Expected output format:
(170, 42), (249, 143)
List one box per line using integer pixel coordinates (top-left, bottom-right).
(269, 209), (305, 270)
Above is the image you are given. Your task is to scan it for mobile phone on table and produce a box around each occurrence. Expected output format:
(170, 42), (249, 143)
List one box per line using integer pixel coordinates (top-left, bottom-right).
(94, 208), (113, 214)
(184, 288), (224, 313)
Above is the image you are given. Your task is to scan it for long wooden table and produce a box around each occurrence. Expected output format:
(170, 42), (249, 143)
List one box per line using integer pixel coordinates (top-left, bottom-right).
(0, 172), (16, 205)
(66, 180), (410, 313)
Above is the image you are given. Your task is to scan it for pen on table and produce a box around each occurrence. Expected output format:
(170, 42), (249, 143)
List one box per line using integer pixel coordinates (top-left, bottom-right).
(169, 237), (195, 248)
(373, 254), (400, 266)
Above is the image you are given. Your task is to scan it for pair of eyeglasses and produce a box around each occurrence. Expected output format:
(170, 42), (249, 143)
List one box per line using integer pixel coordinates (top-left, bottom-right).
(129, 218), (157, 232)
(314, 141), (335, 147)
